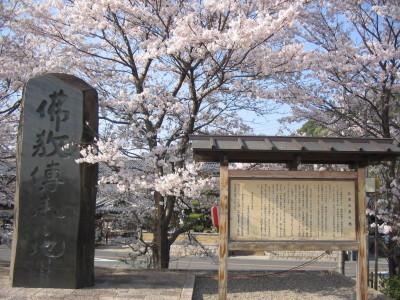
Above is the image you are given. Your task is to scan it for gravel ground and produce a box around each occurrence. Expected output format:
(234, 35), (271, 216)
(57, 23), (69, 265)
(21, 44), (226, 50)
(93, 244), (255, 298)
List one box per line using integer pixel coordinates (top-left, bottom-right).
(193, 271), (391, 300)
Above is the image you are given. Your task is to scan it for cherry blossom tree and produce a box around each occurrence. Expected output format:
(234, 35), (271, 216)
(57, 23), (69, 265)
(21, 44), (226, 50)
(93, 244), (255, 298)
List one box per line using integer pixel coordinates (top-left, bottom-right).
(273, 0), (400, 275)
(0, 0), (81, 244)
(18, 0), (305, 268)
(0, 1), (24, 200)
(1, 0), (74, 117)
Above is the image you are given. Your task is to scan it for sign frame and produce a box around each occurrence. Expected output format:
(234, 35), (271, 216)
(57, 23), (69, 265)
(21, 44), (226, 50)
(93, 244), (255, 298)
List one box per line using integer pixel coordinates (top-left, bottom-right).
(218, 167), (367, 300)
(227, 170), (359, 251)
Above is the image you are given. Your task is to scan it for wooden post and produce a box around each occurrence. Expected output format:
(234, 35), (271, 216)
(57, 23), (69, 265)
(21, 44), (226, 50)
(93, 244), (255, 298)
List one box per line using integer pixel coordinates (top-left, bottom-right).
(374, 197), (379, 290)
(357, 167), (368, 300)
(337, 251), (345, 275)
(219, 160), (229, 300)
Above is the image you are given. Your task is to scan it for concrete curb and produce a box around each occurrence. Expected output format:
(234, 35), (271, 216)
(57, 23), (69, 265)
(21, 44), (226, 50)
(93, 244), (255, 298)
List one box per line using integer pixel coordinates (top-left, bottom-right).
(179, 273), (195, 300)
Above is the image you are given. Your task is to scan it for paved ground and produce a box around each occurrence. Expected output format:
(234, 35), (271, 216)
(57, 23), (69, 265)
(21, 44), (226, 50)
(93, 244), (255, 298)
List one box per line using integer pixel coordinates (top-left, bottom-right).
(0, 245), (390, 299)
(95, 246), (388, 277)
(0, 262), (194, 300)
(0, 245), (389, 278)
(193, 271), (390, 300)
(168, 255), (388, 278)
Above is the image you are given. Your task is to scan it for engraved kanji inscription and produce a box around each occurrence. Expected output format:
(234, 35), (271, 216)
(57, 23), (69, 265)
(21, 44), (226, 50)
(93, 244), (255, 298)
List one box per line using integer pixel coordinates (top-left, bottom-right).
(36, 90), (70, 132)
(32, 130), (72, 157)
(27, 235), (66, 259)
(30, 163), (66, 219)
(12, 73), (98, 288)
(42, 161), (64, 192)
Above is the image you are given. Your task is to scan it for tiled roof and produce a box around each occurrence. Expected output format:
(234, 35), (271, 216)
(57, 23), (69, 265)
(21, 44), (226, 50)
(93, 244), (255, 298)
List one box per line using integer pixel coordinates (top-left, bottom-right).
(190, 135), (400, 164)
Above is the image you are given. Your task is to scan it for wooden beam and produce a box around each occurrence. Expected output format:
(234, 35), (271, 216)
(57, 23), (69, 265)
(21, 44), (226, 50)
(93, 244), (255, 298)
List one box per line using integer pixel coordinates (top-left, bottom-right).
(218, 161), (229, 300)
(357, 167), (368, 300)
(228, 170), (358, 179)
(286, 161), (298, 170)
(287, 155), (301, 170)
(229, 241), (358, 251)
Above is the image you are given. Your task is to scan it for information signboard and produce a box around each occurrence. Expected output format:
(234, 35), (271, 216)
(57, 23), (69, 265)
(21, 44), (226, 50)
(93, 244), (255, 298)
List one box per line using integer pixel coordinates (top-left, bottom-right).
(229, 179), (356, 241)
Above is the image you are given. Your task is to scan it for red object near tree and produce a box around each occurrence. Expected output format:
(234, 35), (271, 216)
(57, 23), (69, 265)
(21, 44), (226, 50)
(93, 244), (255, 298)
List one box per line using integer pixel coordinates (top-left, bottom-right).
(211, 205), (219, 230)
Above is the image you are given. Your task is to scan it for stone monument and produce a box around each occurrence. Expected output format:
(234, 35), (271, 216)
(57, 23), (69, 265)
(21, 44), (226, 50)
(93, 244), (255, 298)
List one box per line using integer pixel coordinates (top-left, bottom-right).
(10, 73), (98, 288)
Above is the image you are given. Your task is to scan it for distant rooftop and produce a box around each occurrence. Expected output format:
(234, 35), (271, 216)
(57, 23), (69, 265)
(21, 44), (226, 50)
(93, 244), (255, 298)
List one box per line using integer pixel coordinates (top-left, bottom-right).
(190, 135), (400, 165)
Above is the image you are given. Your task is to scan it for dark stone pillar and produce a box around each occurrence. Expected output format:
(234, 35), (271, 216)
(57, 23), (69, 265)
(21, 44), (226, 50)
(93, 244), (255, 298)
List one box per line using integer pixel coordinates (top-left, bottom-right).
(10, 73), (98, 288)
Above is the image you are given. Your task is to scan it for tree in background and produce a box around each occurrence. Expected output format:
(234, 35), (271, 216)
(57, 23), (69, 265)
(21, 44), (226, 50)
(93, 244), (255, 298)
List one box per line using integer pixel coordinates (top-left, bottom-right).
(0, 0), (73, 243)
(4, 0), (400, 274)
(297, 120), (329, 137)
(0, 0), (77, 200)
(0, 1), (26, 208)
(274, 0), (400, 275)
(11, 0), (306, 268)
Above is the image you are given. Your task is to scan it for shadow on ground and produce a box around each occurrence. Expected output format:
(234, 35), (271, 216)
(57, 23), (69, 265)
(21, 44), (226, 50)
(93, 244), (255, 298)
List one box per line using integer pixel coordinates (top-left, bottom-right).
(95, 266), (187, 289)
(1, 263), (186, 289)
(0, 263), (191, 300)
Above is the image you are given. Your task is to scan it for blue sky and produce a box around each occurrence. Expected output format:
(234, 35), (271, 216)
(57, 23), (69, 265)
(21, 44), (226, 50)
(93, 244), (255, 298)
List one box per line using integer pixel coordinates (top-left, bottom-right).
(239, 103), (304, 135)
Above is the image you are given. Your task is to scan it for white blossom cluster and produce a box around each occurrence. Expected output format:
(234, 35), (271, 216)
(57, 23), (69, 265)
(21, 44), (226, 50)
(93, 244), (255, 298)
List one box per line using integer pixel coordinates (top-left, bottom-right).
(17, 0), (304, 248)
(6, 0), (400, 262)
(267, 0), (400, 140)
(366, 168), (400, 243)
(370, 222), (393, 235)
(154, 163), (212, 198)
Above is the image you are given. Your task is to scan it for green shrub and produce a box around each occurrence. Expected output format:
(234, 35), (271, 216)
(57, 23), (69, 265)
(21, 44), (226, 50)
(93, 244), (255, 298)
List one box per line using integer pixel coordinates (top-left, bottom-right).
(381, 276), (400, 299)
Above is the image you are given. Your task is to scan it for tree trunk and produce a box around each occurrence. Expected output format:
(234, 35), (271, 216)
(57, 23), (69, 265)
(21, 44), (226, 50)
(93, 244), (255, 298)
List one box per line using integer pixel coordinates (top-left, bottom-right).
(153, 191), (171, 269)
(388, 255), (398, 276)
(153, 220), (170, 269)
(374, 211), (378, 290)
(383, 162), (399, 278)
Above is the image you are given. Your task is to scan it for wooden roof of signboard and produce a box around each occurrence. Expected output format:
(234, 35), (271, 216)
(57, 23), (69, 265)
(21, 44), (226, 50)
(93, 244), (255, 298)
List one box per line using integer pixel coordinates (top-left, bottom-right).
(190, 135), (400, 165)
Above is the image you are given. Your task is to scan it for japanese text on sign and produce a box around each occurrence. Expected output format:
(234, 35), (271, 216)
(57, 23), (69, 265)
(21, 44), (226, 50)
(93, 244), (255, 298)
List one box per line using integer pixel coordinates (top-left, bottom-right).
(29, 89), (72, 260)
(229, 179), (356, 241)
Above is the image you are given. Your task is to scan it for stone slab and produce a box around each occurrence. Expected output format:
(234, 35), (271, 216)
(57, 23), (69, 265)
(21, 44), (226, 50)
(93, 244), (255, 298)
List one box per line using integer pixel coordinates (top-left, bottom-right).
(10, 73), (98, 288)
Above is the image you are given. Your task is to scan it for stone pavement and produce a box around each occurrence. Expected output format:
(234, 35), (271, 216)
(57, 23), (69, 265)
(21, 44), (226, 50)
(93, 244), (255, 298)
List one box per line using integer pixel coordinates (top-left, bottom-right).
(0, 262), (194, 300)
